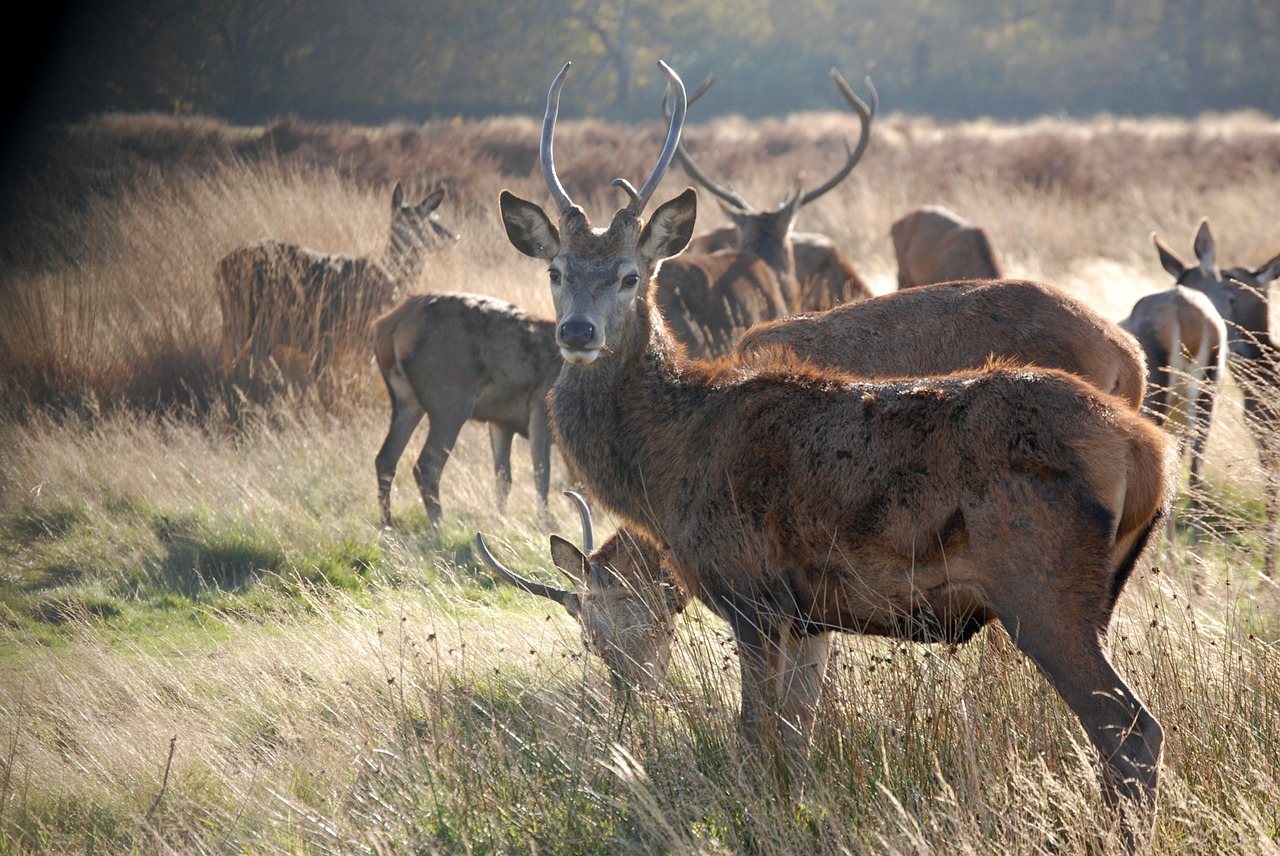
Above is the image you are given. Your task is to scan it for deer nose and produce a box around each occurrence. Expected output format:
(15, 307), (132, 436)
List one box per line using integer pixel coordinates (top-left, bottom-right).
(559, 317), (597, 350)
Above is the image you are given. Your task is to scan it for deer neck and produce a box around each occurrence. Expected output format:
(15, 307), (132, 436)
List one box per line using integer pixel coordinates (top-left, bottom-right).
(380, 232), (427, 294)
(550, 286), (692, 539)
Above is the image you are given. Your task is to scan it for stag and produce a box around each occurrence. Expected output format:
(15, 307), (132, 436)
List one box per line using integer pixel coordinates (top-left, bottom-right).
(665, 70), (876, 316)
(478, 491), (683, 693)
(484, 277), (1148, 694)
(648, 70), (876, 358)
(1156, 219), (1280, 573)
(373, 292), (561, 529)
(495, 60), (1171, 838)
(1120, 279), (1227, 547)
(218, 183), (456, 388)
(891, 204), (1003, 289)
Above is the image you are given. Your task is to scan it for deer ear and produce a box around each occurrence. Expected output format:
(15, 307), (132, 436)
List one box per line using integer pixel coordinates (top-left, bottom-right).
(1258, 254), (1280, 347)
(1194, 219), (1217, 272)
(550, 534), (589, 585)
(420, 187), (446, 213)
(640, 188), (697, 262)
(501, 190), (561, 260)
(392, 182), (405, 209)
(1153, 232), (1186, 279)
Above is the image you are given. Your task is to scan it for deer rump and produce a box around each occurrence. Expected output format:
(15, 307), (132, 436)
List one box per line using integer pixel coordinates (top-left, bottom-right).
(564, 358), (1169, 646)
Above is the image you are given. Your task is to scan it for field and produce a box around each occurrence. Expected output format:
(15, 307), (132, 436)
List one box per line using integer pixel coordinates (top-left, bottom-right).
(2, 107), (1280, 853)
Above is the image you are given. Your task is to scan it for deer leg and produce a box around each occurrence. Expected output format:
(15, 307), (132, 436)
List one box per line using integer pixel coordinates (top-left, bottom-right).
(1184, 368), (1217, 550)
(413, 405), (472, 527)
(1001, 610), (1161, 839)
(374, 385), (426, 529)
(488, 424), (514, 517)
(528, 404), (552, 530)
(776, 630), (833, 762)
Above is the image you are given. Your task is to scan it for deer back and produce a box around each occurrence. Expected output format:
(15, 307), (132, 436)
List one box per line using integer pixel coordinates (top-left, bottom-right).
(736, 279), (1146, 408)
(373, 292), (560, 434)
(892, 205), (1002, 289)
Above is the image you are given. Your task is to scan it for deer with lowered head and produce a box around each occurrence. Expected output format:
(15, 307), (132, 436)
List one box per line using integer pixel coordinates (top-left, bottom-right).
(635, 71), (875, 359)
(494, 60), (1172, 839)
(373, 291), (561, 529)
(659, 70), (876, 342)
(483, 277), (1150, 691)
(891, 204), (1002, 288)
(1156, 219), (1280, 573)
(218, 183), (457, 389)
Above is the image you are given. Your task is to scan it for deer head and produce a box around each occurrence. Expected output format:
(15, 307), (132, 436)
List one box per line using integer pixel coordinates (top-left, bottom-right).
(477, 492), (685, 694)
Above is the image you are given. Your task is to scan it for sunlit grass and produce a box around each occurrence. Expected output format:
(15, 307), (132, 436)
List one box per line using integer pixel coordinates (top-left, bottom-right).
(2, 113), (1280, 852)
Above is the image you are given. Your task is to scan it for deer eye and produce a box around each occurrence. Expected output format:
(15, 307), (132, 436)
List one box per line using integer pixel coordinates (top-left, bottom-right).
(621, 273), (640, 290)
(548, 268), (562, 285)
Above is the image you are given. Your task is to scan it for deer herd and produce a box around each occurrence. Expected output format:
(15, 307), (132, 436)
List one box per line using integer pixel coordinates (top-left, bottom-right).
(215, 59), (1280, 846)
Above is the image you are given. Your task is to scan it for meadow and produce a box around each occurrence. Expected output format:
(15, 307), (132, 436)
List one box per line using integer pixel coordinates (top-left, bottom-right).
(2, 106), (1280, 853)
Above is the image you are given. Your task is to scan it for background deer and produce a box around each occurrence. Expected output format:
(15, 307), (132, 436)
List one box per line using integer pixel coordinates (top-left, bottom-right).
(218, 183), (456, 389)
(373, 291), (560, 529)
(1120, 276), (1227, 548)
(486, 277), (1148, 694)
(496, 60), (1171, 837)
(891, 204), (1003, 288)
(1156, 219), (1280, 574)
(652, 69), (875, 356)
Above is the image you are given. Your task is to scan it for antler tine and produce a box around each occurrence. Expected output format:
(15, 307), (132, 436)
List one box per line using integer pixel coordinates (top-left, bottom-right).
(540, 62), (576, 214)
(475, 532), (576, 606)
(798, 70), (878, 207)
(563, 490), (594, 555)
(620, 60), (688, 216)
(662, 73), (751, 211)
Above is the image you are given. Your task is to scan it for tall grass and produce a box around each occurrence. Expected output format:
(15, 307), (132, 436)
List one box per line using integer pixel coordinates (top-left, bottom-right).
(2, 110), (1280, 852)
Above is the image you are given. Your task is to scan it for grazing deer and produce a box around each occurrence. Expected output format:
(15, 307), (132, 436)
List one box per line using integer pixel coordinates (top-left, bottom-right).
(650, 70), (876, 357)
(891, 204), (1002, 289)
(495, 60), (1171, 838)
(218, 183), (456, 388)
(484, 277), (1148, 696)
(1120, 279), (1227, 548)
(478, 491), (683, 693)
(373, 292), (561, 529)
(1156, 219), (1280, 574)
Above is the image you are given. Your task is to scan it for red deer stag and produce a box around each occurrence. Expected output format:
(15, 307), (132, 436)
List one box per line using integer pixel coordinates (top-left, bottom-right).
(665, 70), (876, 319)
(495, 60), (1171, 839)
(1120, 275), (1227, 548)
(478, 491), (682, 693)
(484, 277), (1148, 694)
(1157, 219), (1280, 573)
(218, 183), (456, 389)
(373, 292), (561, 529)
(891, 204), (1002, 288)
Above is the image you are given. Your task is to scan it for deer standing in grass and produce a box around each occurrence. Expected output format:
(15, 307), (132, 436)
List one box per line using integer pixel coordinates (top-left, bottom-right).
(373, 292), (560, 529)
(891, 204), (1002, 288)
(218, 183), (456, 389)
(483, 278), (1150, 690)
(495, 60), (1171, 841)
(642, 71), (874, 358)
(1120, 273), (1227, 548)
(1157, 219), (1280, 573)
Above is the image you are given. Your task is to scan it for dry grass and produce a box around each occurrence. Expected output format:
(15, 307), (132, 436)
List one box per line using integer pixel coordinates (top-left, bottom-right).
(2, 110), (1280, 852)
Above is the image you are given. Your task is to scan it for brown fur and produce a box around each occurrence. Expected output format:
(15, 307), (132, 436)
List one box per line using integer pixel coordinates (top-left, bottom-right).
(738, 278), (1147, 408)
(891, 204), (1003, 289)
(1156, 219), (1280, 573)
(688, 226), (873, 312)
(498, 65), (1170, 843)
(373, 291), (560, 528)
(218, 184), (454, 389)
(653, 248), (789, 358)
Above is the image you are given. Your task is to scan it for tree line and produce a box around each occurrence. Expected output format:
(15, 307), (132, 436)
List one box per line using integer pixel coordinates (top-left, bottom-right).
(15, 0), (1280, 129)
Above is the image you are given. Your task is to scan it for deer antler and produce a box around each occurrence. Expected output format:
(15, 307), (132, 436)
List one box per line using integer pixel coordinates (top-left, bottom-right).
(613, 60), (688, 216)
(663, 75), (751, 210)
(797, 70), (878, 207)
(476, 532), (579, 610)
(539, 62), (576, 214)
